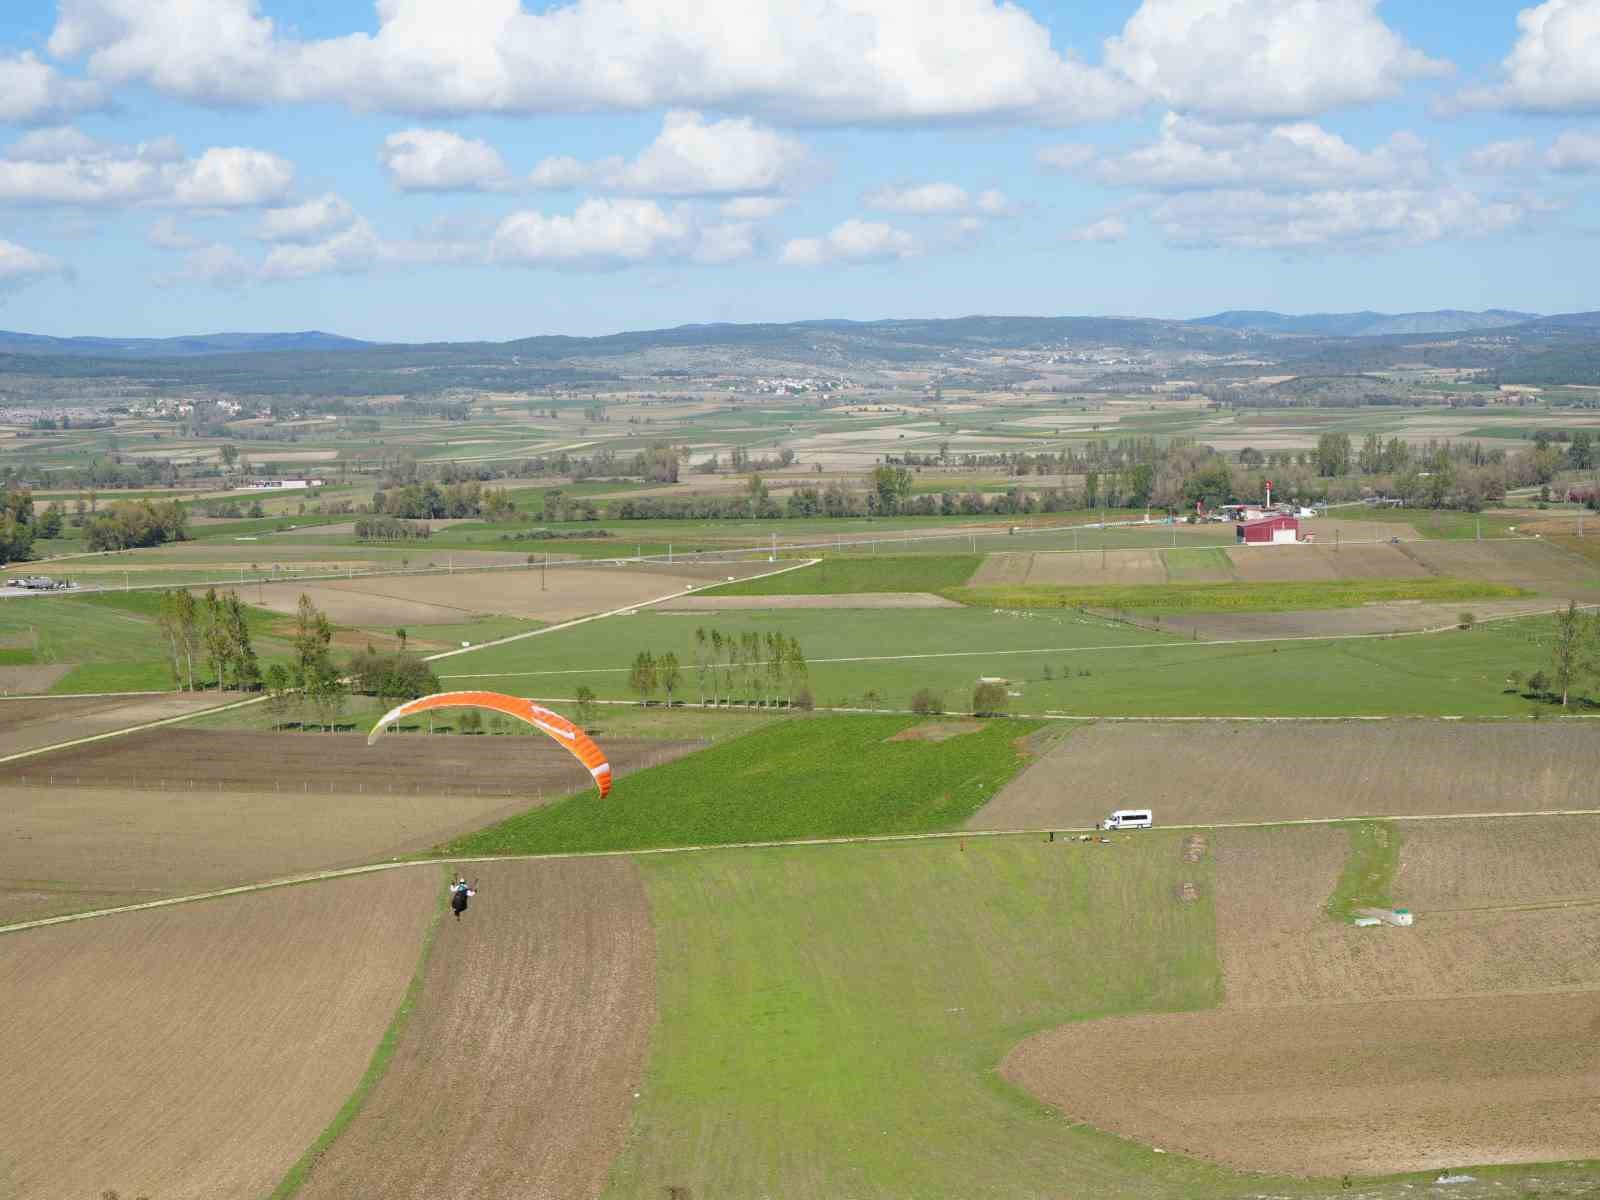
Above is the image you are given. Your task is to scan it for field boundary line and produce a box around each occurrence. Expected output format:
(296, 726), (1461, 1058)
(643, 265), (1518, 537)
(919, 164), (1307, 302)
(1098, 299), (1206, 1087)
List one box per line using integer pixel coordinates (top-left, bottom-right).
(0, 692), (270, 768)
(419, 557), (817, 664)
(13, 805), (1600, 938)
(0, 690), (175, 701)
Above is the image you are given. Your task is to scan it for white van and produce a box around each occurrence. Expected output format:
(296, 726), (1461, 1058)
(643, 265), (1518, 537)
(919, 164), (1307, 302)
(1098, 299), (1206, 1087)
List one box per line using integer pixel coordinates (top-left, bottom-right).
(1101, 809), (1153, 830)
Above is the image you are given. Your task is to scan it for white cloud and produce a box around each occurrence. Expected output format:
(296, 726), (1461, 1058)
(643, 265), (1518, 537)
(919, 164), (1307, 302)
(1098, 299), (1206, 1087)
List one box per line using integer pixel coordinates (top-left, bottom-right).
(48, 0), (1136, 124)
(779, 219), (919, 267)
(721, 196), (787, 220)
(1455, 0), (1600, 115)
(0, 239), (65, 288)
(147, 215), (203, 249)
(166, 242), (256, 289)
(1462, 138), (1538, 174)
(530, 111), (811, 196)
(1067, 217), (1129, 243)
(379, 128), (510, 192)
(528, 155), (592, 190)
(693, 221), (758, 264)
(1547, 129), (1600, 172)
(256, 193), (358, 243)
(0, 136), (293, 208)
(261, 218), (384, 279)
(1105, 0), (1448, 119)
(492, 198), (697, 268)
(1091, 113), (1432, 191)
(1149, 187), (1531, 250)
(1037, 143), (1097, 172)
(864, 182), (1014, 216)
(0, 51), (107, 125)
(6, 126), (103, 162)
(865, 182), (971, 214)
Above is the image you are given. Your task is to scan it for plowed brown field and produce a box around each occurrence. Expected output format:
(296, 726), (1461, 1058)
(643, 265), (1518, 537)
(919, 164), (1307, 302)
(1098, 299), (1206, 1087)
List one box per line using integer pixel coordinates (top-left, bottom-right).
(0, 869), (436, 1200)
(971, 720), (1600, 830)
(1401, 539), (1600, 596)
(1006, 817), (1600, 1176)
(1003, 992), (1600, 1177)
(297, 858), (654, 1200)
(1226, 542), (1428, 581)
(238, 561), (778, 626)
(0, 692), (235, 758)
(0, 730), (698, 923)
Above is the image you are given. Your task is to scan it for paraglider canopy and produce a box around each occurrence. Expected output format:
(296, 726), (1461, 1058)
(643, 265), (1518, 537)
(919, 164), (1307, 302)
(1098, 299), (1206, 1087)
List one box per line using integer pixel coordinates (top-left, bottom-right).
(368, 690), (612, 798)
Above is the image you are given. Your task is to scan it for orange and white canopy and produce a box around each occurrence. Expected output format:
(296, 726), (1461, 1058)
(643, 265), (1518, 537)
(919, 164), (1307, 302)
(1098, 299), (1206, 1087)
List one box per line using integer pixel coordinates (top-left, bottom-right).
(367, 690), (612, 798)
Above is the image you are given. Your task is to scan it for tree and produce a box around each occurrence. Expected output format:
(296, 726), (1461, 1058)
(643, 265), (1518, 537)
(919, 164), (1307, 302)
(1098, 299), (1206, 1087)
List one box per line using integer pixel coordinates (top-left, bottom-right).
(37, 501), (63, 539)
(457, 709), (483, 734)
(972, 680), (1009, 717)
(1550, 601), (1589, 707)
(1315, 433), (1352, 478)
(156, 590), (191, 689)
(225, 594), (260, 690)
(263, 663), (293, 730)
(628, 650), (658, 705)
(911, 688), (944, 715)
(395, 628), (408, 652)
(693, 626), (709, 705)
(574, 684), (599, 728)
(200, 588), (232, 689)
(658, 651), (682, 706)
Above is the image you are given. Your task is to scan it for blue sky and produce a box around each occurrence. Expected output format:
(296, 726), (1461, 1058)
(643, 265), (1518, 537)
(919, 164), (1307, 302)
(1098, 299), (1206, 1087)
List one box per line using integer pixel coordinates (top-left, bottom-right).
(0, 1), (1596, 341)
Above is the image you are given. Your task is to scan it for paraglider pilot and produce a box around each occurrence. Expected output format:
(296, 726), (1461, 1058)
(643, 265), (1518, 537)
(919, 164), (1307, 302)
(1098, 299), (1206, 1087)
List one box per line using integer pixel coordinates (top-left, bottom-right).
(449, 875), (477, 921)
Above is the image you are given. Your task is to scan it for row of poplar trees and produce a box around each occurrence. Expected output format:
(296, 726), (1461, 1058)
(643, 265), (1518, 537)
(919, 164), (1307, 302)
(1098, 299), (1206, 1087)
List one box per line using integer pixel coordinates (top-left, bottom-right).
(156, 588), (260, 691)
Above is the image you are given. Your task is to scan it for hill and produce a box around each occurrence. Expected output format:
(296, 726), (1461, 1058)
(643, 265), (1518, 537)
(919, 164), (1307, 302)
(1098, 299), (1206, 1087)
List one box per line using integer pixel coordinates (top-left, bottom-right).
(0, 330), (374, 358)
(1189, 309), (1538, 337)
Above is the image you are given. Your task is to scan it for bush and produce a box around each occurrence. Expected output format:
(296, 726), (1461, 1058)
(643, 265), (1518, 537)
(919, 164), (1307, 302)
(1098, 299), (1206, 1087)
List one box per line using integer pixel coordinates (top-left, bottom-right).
(971, 681), (1009, 717)
(792, 686), (815, 711)
(457, 709), (483, 734)
(910, 688), (945, 715)
(1458, 610), (1476, 630)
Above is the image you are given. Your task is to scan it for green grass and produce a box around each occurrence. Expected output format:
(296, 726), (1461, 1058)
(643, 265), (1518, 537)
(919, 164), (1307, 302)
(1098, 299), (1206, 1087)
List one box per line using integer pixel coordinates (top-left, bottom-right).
(1324, 821), (1402, 922)
(606, 836), (1241, 1199)
(702, 555), (982, 595)
(268, 872), (446, 1199)
(951, 578), (1528, 613)
(1160, 547), (1233, 581)
(439, 714), (1042, 856)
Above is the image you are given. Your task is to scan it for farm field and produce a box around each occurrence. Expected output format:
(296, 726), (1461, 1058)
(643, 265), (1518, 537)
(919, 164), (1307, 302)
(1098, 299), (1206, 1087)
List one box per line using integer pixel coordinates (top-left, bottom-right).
(953, 577), (1523, 612)
(973, 720), (1600, 830)
(0, 691), (238, 757)
(235, 560), (779, 626)
(296, 858), (654, 1200)
(0, 729), (698, 923)
(700, 554), (981, 594)
(1128, 597), (1558, 640)
(440, 604), (1565, 717)
(660, 591), (961, 609)
(606, 836), (1233, 1200)
(0, 869), (437, 1200)
(1004, 818), (1600, 1179)
(442, 714), (1042, 856)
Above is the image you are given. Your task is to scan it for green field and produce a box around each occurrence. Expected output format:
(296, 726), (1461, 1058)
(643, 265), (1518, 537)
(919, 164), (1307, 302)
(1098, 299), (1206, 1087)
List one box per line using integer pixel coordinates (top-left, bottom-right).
(952, 578), (1527, 613)
(703, 555), (982, 595)
(440, 714), (1042, 856)
(438, 603), (1564, 717)
(1324, 821), (1402, 922)
(607, 836), (1240, 1198)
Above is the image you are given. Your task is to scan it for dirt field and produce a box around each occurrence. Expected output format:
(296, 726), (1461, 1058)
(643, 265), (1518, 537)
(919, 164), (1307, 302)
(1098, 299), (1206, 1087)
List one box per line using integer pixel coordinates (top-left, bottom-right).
(659, 592), (962, 610)
(1225, 542), (1429, 581)
(1214, 820), (1600, 1007)
(0, 664), (70, 694)
(1024, 548), (1168, 585)
(1003, 991), (1600, 1177)
(0, 869), (436, 1200)
(1006, 817), (1600, 1176)
(0, 729), (699, 923)
(1131, 597), (1556, 640)
(0, 691), (236, 758)
(970, 552), (1031, 585)
(1402, 539), (1600, 596)
(970, 720), (1600, 830)
(297, 858), (654, 1200)
(237, 561), (777, 626)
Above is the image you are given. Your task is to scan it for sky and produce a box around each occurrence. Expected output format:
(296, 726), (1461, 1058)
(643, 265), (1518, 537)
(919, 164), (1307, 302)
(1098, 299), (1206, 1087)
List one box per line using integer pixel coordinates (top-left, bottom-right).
(0, 0), (1596, 342)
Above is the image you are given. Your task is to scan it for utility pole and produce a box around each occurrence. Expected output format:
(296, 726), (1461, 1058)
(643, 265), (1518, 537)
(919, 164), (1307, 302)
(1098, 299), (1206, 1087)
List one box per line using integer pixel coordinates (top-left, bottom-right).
(542, 553), (547, 591)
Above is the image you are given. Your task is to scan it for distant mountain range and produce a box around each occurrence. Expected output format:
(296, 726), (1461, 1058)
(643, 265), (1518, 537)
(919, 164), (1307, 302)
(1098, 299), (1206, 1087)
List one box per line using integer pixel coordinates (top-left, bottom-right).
(1187, 309), (1539, 338)
(0, 330), (374, 359)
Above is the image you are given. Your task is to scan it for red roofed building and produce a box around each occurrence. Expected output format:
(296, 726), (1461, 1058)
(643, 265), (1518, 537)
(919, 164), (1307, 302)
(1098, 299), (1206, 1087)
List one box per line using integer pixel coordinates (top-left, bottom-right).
(1237, 514), (1300, 545)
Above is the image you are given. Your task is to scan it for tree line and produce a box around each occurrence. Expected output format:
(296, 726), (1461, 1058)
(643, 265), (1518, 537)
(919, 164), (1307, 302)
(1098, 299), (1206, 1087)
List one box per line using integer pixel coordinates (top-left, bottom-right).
(84, 499), (188, 551)
(156, 587), (261, 692)
(625, 628), (812, 708)
(1514, 601), (1600, 708)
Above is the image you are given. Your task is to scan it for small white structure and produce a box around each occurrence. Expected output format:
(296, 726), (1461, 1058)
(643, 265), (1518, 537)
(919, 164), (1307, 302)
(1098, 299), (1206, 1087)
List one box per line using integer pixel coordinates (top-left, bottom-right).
(1358, 907), (1414, 927)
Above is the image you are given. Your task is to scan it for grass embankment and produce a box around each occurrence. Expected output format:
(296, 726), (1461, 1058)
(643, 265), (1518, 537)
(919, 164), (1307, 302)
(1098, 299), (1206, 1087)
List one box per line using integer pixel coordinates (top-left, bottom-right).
(951, 578), (1527, 613)
(1324, 821), (1402, 922)
(607, 837), (1235, 1199)
(439, 714), (1041, 856)
(702, 555), (982, 595)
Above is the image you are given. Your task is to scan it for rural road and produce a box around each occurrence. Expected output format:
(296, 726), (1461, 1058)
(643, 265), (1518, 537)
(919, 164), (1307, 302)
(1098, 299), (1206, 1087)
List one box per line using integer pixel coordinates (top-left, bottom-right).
(10, 804), (1600, 939)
